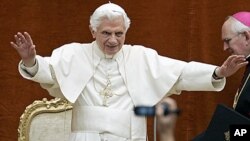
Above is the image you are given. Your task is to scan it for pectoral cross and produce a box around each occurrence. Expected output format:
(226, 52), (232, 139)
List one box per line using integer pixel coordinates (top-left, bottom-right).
(100, 79), (113, 106)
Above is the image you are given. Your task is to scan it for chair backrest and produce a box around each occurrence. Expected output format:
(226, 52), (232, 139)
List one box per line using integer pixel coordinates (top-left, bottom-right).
(18, 98), (73, 141)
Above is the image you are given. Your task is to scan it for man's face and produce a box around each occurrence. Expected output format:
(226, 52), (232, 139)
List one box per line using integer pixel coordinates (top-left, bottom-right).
(221, 19), (250, 56)
(90, 16), (126, 55)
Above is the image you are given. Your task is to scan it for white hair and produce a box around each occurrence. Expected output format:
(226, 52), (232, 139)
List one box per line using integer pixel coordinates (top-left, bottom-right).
(90, 3), (131, 32)
(230, 16), (250, 33)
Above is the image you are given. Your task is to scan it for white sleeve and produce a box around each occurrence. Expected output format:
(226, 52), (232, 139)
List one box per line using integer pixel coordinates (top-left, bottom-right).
(19, 59), (38, 77)
(18, 55), (65, 99)
(18, 56), (55, 84)
(169, 61), (226, 94)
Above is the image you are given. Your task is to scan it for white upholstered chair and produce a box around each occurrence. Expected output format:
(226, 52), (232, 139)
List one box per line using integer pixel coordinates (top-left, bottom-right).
(18, 98), (73, 141)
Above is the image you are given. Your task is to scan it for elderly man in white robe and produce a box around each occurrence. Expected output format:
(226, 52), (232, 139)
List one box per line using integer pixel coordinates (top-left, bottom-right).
(11, 3), (248, 141)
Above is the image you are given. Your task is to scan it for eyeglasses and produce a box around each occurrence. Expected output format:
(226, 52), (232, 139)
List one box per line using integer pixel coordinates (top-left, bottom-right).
(223, 33), (242, 46)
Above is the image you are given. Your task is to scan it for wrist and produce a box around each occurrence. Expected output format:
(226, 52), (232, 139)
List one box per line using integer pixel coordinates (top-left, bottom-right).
(22, 58), (36, 67)
(213, 67), (223, 79)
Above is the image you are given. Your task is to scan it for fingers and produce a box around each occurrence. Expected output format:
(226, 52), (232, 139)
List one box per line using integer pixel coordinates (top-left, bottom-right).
(156, 103), (165, 118)
(11, 32), (36, 51)
(232, 55), (246, 63)
(23, 32), (34, 45)
(220, 55), (248, 77)
(156, 97), (178, 117)
(10, 41), (18, 50)
(223, 55), (247, 68)
(229, 55), (247, 68)
(224, 55), (243, 65)
(161, 97), (177, 111)
(12, 32), (33, 46)
(14, 34), (22, 46)
(237, 61), (248, 69)
(30, 45), (37, 55)
(17, 32), (27, 45)
(156, 98), (178, 132)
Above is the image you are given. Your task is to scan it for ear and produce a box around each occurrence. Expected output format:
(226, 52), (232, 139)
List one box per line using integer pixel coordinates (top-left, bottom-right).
(243, 31), (250, 47)
(243, 30), (250, 40)
(89, 25), (96, 39)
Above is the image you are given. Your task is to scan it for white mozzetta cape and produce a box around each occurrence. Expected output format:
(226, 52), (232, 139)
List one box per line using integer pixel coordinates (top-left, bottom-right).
(19, 41), (225, 105)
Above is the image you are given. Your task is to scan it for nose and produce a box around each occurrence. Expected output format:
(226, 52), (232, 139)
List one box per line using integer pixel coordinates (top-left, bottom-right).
(108, 34), (118, 44)
(223, 43), (234, 54)
(223, 42), (229, 51)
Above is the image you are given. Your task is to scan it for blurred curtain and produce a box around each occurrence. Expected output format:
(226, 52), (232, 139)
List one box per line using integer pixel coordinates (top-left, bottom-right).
(0, 0), (249, 141)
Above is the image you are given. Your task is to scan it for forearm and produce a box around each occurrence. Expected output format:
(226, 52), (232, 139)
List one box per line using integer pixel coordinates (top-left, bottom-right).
(18, 55), (55, 84)
(19, 58), (38, 76)
(174, 61), (226, 92)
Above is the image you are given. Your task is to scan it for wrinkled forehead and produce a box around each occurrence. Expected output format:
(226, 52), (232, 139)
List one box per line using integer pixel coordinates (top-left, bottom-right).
(98, 17), (126, 30)
(222, 19), (234, 36)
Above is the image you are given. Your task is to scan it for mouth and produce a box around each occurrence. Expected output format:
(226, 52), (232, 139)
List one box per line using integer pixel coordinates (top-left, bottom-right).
(226, 48), (234, 54)
(106, 45), (118, 48)
(230, 51), (235, 55)
(103, 45), (119, 55)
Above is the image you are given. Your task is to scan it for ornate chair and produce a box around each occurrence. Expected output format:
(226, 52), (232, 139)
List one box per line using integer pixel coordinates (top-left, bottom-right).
(18, 98), (73, 141)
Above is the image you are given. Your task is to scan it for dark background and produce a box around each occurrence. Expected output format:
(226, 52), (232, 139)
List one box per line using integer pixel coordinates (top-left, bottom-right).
(0, 0), (249, 141)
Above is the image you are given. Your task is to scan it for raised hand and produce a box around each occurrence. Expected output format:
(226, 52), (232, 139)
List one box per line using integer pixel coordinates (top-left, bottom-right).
(10, 32), (36, 67)
(156, 97), (178, 141)
(216, 55), (248, 78)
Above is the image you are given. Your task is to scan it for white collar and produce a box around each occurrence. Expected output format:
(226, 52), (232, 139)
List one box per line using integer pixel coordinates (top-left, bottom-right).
(247, 54), (250, 59)
(92, 41), (124, 68)
(93, 41), (123, 60)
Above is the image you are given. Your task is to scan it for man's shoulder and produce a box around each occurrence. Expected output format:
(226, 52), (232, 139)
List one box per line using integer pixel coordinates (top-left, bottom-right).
(50, 42), (92, 65)
(52, 42), (92, 54)
(123, 44), (157, 53)
(50, 42), (92, 60)
(57, 42), (91, 50)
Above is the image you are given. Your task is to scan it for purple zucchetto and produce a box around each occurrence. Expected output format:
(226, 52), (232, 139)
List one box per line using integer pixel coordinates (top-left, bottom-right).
(232, 12), (250, 27)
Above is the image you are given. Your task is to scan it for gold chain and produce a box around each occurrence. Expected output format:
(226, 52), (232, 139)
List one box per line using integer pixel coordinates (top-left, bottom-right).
(92, 44), (127, 106)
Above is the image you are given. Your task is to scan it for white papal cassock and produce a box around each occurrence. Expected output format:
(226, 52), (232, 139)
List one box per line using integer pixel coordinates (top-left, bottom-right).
(19, 41), (225, 141)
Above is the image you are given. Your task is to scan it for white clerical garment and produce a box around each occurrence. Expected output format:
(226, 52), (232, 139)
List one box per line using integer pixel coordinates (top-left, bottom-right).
(19, 41), (225, 141)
